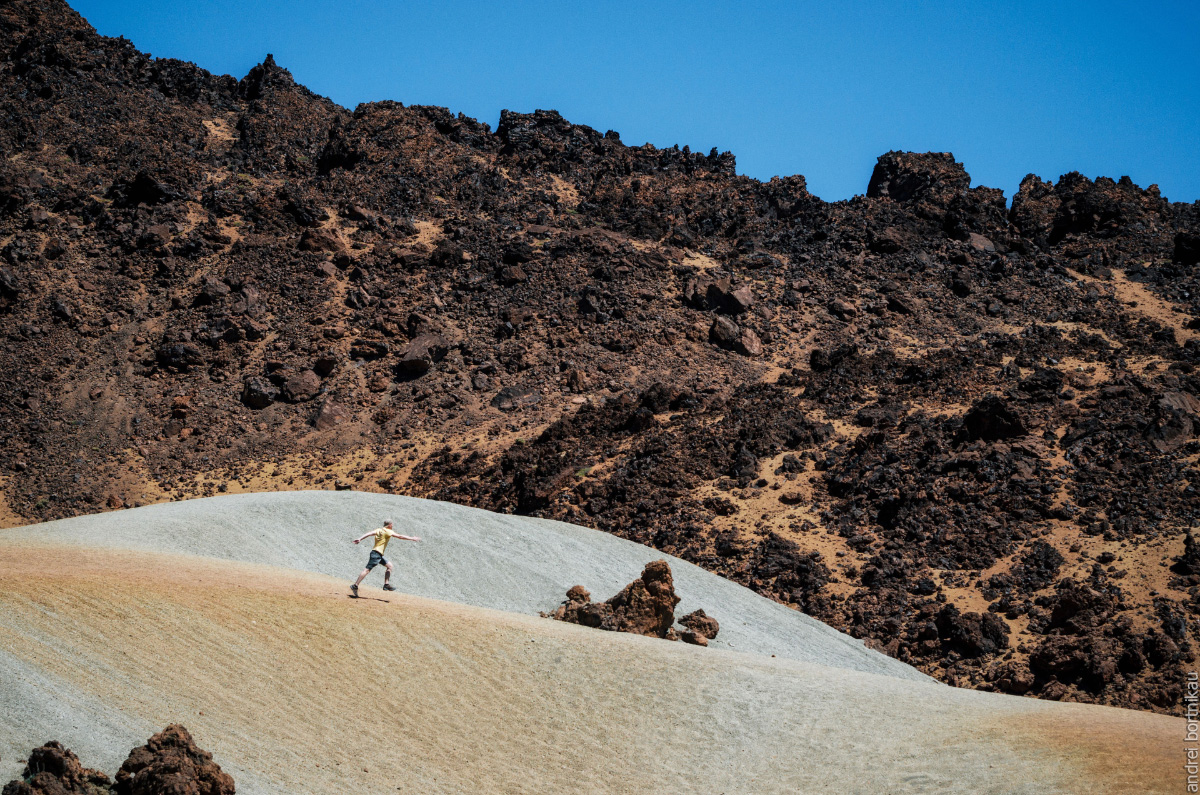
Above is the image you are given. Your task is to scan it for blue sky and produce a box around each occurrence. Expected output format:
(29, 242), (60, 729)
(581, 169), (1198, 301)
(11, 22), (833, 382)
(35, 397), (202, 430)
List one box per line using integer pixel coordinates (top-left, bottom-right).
(71, 1), (1200, 203)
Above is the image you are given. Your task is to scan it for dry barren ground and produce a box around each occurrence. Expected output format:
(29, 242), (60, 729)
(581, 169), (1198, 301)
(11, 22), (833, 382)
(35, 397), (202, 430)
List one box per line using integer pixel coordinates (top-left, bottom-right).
(0, 495), (1187, 794)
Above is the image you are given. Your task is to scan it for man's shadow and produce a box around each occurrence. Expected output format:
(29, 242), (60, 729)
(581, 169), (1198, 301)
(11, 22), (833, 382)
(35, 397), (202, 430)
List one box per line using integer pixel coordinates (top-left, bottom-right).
(348, 595), (390, 603)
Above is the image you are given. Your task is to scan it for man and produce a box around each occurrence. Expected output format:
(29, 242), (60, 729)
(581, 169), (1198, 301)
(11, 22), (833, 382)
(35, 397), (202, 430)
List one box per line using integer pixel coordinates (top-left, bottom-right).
(350, 520), (421, 596)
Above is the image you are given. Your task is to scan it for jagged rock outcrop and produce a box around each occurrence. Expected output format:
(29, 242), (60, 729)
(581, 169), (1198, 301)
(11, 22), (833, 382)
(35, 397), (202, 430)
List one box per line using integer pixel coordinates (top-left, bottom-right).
(2, 725), (233, 795)
(112, 725), (234, 795)
(549, 560), (709, 641)
(1, 742), (111, 795)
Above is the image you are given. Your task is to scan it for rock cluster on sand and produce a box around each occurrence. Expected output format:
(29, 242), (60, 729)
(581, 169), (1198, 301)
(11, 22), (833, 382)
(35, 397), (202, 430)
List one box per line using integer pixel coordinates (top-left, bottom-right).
(2, 725), (234, 795)
(548, 560), (719, 646)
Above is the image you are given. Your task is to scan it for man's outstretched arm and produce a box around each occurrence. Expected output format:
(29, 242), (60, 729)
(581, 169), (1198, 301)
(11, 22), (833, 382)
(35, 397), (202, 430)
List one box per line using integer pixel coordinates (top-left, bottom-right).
(351, 532), (375, 544)
(394, 534), (422, 542)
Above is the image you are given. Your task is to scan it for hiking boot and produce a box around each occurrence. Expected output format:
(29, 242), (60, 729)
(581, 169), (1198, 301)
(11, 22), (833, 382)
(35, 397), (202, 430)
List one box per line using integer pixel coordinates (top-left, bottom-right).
(350, 583), (359, 597)
(382, 584), (396, 591)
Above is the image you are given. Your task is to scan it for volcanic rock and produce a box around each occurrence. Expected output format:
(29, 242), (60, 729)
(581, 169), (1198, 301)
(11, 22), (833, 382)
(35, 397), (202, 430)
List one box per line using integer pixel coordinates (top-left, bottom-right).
(706, 279), (755, 314)
(491, 385), (541, 411)
(313, 398), (351, 430)
(2, 741), (111, 794)
(709, 316), (761, 356)
(1175, 232), (1200, 266)
(241, 376), (279, 409)
(113, 724), (235, 795)
(3, 725), (233, 795)
(809, 343), (858, 372)
(679, 609), (720, 640)
(550, 560), (682, 639)
(866, 151), (970, 207)
(959, 395), (1027, 442)
(281, 369), (321, 403)
(397, 334), (449, 375)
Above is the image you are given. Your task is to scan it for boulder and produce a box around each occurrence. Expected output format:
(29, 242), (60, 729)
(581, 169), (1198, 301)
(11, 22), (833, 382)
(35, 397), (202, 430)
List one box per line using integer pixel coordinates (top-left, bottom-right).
(313, 398), (350, 430)
(967, 233), (996, 253)
(827, 299), (857, 320)
(706, 278), (754, 314)
(502, 242), (535, 264)
(709, 316), (740, 349)
(298, 227), (344, 254)
(866, 151), (970, 207)
(491, 385), (541, 411)
(113, 724), (234, 795)
(312, 350), (341, 377)
(1175, 231), (1200, 266)
(1149, 391), (1200, 452)
(2, 741), (111, 794)
(349, 339), (389, 361)
(959, 395), (1026, 442)
(679, 609), (720, 640)
(2, 726), (233, 795)
(737, 327), (763, 357)
(709, 317), (760, 356)
(281, 369), (321, 402)
(499, 264), (527, 285)
(809, 343), (858, 372)
(0, 266), (21, 297)
(565, 585), (591, 603)
(550, 560), (682, 639)
(397, 334), (449, 375)
(241, 376), (278, 409)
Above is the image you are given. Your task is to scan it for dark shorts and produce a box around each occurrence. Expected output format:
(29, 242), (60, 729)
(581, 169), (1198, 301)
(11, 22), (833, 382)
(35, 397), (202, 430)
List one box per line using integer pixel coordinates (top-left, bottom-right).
(365, 550), (390, 570)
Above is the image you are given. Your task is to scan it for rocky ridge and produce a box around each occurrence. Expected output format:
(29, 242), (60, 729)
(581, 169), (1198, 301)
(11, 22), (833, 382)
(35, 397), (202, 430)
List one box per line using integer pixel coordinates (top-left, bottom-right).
(1, 0), (1199, 714)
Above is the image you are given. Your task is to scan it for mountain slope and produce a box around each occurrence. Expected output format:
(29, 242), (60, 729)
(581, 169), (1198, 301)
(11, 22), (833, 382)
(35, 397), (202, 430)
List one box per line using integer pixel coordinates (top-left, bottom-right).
(0, 0), (1197, 713)
(3, 490), (928, 679)
(0, 505), (1183, 794)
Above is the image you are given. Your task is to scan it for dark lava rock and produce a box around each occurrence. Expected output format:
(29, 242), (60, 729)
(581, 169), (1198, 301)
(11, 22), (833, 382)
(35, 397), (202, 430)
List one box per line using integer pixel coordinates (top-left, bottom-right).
(959, 395), (1027, 442)
(241, 376), (279, 409)
(281, 369), (321, 402)
(312, 397), (350, 430)
(706, 278), (754, 314)
(550, 559), (682, 639)
(867, 151), (970, 207)
(709, 315), (740, 349)
(809, 343), (858, 372)
(934, 604), (1010, 657)
(679, 609), (720, 640)
(2, 741), (111, 794)
(113, 724), (235, 795)
(1149, 391), (1200, 452)
(1175, 232), (1200, 266)
(3, 725), (233, 795)
(491, 385), (541, 411)
(349, 339), (389, 361)
(0, 267), (20, 297)
(709, 316), (761, 356)
(397, 334), (449, 375)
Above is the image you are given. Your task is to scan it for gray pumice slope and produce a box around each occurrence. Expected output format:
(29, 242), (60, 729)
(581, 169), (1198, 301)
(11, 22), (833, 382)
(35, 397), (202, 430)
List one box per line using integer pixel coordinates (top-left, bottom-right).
(7, 490), (929, 682)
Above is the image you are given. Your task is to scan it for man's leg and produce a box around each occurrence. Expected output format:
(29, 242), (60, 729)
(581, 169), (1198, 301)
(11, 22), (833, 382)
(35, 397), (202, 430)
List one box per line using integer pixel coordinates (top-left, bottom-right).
(381, 562), (396, 590)
(354, 567), (371, 587)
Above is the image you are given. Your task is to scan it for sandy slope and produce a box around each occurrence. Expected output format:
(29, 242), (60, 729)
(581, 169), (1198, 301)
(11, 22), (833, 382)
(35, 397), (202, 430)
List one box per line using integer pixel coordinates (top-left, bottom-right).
(4, 491), (926, 680)
(0, 544), (1183, 794)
